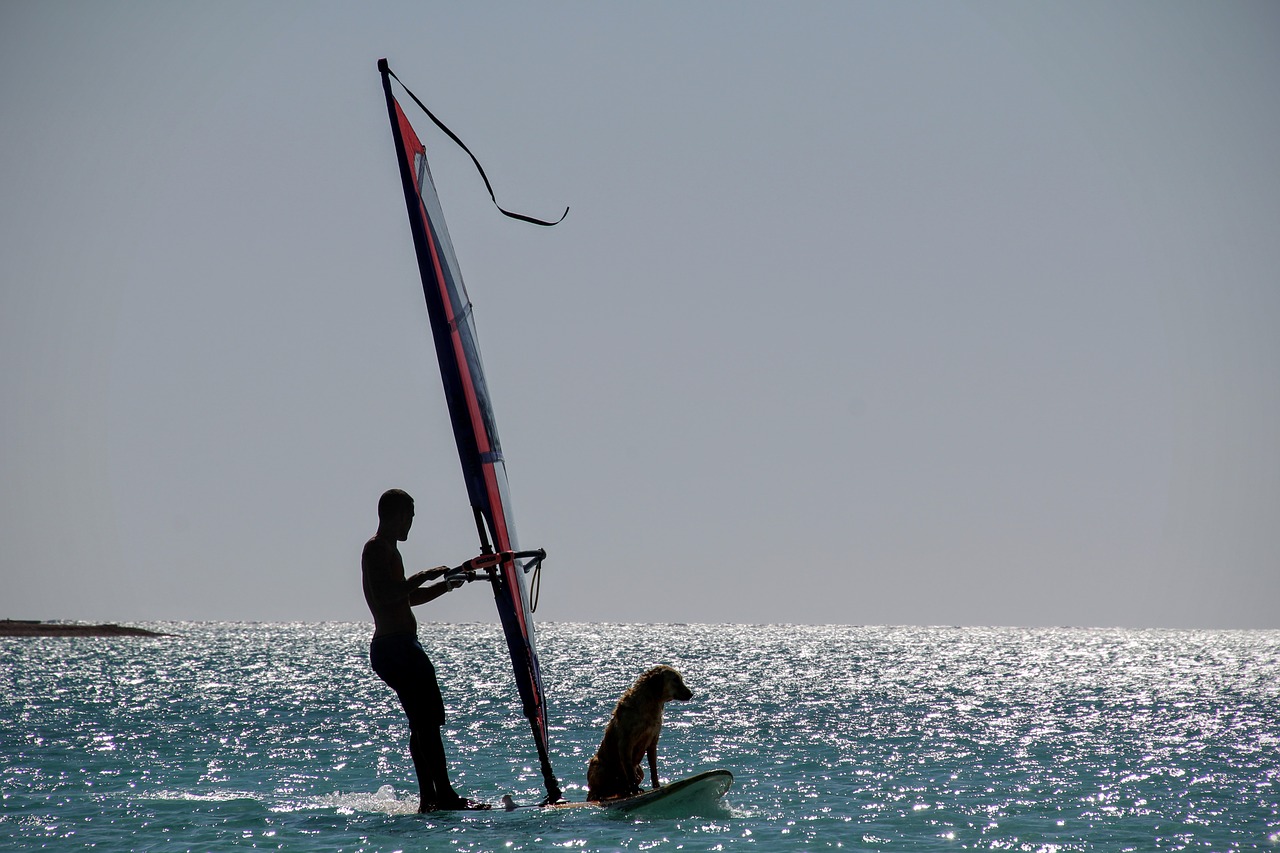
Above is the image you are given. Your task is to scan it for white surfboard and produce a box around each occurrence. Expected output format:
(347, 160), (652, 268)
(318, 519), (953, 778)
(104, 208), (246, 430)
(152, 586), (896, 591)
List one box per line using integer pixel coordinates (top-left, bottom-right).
(526, 770), (734, 815)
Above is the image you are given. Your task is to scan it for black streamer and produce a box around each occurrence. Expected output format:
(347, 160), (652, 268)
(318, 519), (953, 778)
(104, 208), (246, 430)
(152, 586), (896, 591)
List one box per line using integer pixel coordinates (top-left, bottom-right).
(381, 61), (568, 227)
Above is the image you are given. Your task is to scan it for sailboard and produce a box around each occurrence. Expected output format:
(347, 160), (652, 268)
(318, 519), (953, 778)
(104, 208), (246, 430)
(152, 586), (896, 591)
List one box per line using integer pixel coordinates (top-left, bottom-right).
(377, 59), (562, 803)
(515, 770), (734, 815)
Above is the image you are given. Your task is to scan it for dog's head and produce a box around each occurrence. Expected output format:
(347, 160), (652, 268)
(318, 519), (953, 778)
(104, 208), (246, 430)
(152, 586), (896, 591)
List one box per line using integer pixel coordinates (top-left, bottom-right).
(640, 665), (692, 703)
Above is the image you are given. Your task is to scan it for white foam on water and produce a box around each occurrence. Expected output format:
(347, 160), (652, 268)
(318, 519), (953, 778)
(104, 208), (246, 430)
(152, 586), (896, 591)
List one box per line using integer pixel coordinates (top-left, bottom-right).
(308, 784), (419, 816)
(146, 789), (262, 803)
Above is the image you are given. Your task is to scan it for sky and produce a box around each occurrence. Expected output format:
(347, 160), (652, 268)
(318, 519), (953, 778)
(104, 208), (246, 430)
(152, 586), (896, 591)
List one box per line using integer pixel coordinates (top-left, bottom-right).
(2, 2), (1277, 629)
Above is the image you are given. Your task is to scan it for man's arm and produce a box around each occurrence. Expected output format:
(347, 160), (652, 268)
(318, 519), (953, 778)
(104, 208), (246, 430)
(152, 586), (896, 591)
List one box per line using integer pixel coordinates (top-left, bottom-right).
(363, 543), (453, 608)
(407, 566), (450, 587)
(408, 574), (462, 606)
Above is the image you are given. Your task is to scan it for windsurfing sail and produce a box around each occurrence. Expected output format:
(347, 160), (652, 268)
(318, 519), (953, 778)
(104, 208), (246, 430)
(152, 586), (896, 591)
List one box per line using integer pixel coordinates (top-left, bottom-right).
(377, 59), (562, 803)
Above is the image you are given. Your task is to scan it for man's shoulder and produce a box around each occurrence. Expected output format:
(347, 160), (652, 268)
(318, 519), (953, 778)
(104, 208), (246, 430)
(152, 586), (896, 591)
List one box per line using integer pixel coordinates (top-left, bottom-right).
(362, 535), (400, 566)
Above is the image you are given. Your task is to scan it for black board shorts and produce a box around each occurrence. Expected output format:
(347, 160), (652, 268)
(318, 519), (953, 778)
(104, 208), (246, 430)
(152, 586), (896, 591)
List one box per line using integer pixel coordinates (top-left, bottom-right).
(370, 634), (446, 728)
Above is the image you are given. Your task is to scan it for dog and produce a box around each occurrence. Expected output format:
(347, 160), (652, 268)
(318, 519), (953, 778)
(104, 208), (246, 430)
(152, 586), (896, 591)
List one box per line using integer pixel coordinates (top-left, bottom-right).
(586, 665), (692, 801)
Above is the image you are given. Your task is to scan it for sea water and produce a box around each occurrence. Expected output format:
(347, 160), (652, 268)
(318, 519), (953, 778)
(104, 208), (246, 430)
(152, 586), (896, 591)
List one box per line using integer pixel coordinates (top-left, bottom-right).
(2, 623), (1277, 851)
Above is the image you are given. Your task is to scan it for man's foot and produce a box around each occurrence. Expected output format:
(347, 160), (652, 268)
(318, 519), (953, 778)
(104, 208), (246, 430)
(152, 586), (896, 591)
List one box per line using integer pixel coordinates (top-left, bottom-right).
(424, 795), (491, 811)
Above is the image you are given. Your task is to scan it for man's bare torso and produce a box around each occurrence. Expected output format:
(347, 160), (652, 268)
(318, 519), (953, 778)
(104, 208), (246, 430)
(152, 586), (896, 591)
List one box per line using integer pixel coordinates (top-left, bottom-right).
(362, 534), (417, 638)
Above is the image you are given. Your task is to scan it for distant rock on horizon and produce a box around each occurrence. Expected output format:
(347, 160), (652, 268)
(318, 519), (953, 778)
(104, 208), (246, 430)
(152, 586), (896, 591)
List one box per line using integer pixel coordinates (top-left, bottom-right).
(0, 619), (165, 637)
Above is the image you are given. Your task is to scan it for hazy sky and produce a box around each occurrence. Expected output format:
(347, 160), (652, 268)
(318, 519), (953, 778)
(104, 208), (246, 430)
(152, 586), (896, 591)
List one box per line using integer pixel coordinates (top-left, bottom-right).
(3, 2), (1277, 628)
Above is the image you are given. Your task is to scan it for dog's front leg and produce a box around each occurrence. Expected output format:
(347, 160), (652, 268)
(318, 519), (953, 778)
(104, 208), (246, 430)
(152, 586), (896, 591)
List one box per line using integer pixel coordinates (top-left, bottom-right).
(647, 744), (661, 789)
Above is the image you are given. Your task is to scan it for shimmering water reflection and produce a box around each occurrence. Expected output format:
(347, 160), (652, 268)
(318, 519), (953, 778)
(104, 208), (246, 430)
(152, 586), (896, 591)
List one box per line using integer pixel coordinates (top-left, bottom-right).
(2, 623), (1277, 850)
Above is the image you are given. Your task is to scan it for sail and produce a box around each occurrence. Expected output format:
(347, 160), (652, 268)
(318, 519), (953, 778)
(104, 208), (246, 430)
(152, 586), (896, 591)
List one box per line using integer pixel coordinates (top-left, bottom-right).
(378, 61), (561, 803)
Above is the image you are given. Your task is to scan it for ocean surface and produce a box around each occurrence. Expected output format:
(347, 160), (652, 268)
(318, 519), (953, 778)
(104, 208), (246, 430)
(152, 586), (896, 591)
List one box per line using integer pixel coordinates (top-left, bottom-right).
(2, 622), (1277, 851)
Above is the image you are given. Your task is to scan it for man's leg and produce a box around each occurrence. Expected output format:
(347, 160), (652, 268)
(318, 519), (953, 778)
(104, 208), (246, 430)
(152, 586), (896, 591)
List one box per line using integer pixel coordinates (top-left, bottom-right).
(407, 729), (439, 810)
(411, 725), (459, 811)
(383, 639), (489, 811)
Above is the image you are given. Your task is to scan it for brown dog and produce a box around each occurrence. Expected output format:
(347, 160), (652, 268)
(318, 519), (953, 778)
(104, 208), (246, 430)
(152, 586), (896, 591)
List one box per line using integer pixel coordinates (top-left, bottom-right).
(586, 665), (692, 801)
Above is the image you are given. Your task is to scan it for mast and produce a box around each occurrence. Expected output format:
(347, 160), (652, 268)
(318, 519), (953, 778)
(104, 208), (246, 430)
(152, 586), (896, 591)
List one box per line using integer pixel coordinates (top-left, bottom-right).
(377, 59), (562, 804)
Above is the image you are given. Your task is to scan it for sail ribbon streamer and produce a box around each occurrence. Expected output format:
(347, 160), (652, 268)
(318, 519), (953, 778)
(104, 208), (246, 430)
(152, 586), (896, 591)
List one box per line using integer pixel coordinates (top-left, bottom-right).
(379, 60), (568, 227)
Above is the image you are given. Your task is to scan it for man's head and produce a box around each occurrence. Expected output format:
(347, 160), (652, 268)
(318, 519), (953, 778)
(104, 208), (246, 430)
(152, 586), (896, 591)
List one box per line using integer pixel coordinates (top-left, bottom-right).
(377, 489), (415, 540)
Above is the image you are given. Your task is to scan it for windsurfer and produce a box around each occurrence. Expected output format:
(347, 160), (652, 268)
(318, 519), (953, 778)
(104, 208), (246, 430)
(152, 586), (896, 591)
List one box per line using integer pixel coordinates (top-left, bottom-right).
(362, 488), (491, 812)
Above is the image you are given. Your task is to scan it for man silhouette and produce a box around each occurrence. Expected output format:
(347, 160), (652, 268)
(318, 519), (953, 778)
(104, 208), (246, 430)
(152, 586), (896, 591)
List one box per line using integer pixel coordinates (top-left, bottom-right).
(362, 488), (490, 811)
